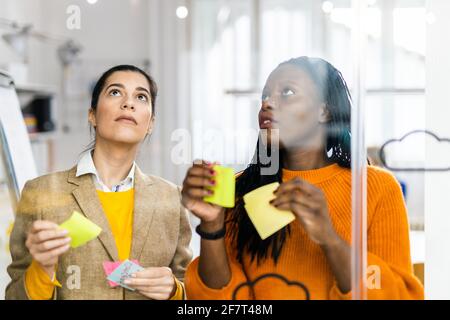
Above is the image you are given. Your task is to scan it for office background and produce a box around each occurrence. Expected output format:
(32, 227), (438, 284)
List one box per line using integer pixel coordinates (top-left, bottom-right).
(0, 0), (449, 299)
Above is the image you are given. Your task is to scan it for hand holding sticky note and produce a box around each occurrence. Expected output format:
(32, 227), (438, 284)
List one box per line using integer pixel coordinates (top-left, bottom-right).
(59, 211), (102, 248)
(106, 259), (144, 291)
(243, 182), (296, 240)
(203, 165), (235, 208)
(103, 260), (140, 287)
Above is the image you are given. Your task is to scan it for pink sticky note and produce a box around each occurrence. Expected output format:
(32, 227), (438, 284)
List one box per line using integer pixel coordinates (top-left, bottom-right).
(103, 260), (140, 287)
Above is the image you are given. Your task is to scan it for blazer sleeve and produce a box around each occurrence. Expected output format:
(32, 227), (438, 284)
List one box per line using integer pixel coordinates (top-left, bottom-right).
(169, 187), (193, 283)
(5, 180), (41, 300)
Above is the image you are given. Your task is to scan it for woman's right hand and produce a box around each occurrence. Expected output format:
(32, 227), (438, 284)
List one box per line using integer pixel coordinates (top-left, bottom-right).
(182, 160), (232, 290)
(25, 220), (71, 278)
(181, 160), (225, 228)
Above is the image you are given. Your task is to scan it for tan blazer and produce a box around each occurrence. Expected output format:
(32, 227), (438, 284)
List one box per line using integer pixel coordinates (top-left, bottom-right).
(5, 165), (192, 300)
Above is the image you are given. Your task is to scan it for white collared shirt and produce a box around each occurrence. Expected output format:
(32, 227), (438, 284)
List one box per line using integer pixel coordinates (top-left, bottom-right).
(76, 150), (136, 192)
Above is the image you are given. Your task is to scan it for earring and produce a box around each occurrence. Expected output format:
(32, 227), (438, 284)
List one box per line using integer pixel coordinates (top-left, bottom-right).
(326, 129), (351, 159)
(327, 148), (333, 158)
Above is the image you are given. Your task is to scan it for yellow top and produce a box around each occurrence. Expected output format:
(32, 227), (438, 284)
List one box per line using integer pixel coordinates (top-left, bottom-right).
(25, 188), (183, 300)
(96, 189), (135, 261)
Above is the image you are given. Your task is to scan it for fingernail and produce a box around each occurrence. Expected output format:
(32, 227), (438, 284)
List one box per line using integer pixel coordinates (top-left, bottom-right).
(208, 190), (213, 195)
(210, 170), (215, 175)
(124, 279), (131, 284)
(65, 237), (71, 242)
(131, 273), (137, 278)
(210, 180), (216, 185)
(61, 230), (69, 235)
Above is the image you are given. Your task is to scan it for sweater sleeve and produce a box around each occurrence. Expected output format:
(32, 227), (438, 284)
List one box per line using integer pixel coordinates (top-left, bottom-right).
(169, 277), (185, 300)
(329, 172), (424, 300)
(25, 260), (61, 300)
(184, 225), (252, 300)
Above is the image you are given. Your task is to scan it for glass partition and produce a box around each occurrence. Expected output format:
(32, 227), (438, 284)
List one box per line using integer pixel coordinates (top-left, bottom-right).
(188, 0), (437, 300)
(190, 0), (367, 299)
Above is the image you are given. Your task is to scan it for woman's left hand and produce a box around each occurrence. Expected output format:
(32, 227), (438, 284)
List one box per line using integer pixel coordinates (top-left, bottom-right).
(124, 267), (177, 300)
(270, 177), (339, 247)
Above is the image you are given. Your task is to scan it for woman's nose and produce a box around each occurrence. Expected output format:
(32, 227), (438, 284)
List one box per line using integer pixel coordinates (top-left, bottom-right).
(261, 97), (276, 111)
(120, 101), (135, 111)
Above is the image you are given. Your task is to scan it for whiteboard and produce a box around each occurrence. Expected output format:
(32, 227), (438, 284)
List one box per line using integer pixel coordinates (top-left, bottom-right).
(0, 71), (37, 196)
(0, 71), (38, 299)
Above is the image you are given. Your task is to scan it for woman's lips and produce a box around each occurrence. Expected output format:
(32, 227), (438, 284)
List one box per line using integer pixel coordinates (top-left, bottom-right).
(115, 116), (137, 125)
(260, 119), (276, 129)
(259, 113), (278, 129)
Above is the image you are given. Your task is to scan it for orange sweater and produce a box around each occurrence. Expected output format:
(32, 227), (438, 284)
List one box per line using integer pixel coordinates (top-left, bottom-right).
(185, 164), (424, 300)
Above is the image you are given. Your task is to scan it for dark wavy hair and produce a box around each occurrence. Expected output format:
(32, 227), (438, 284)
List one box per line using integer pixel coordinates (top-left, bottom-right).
(227, 56), (352, 264)
(91, 64), (157, 115)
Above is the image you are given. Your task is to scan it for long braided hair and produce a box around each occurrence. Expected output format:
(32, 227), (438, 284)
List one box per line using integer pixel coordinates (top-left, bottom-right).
(227, 56), (352, 264)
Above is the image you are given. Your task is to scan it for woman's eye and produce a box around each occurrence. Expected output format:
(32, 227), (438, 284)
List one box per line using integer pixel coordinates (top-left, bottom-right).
(109, 89), (121, 96)
(282, 88), (295, 96)
(137, 94), (148, 102)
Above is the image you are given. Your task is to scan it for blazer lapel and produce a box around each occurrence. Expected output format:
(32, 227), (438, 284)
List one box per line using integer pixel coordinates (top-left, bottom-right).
(67, 166), (119, 261)
(130, 166), (155, 261)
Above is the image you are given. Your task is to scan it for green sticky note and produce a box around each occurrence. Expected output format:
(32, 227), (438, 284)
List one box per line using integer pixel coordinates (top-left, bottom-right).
(243, 182), (295, 240)
(59, 211), (102, 248)
(203, 165), (235, 208)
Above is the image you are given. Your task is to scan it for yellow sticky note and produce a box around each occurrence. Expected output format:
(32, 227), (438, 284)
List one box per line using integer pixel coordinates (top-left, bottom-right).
(243, 182), (295, 240)
(203, 165), (235, 208)
(59, 211), (102, 248)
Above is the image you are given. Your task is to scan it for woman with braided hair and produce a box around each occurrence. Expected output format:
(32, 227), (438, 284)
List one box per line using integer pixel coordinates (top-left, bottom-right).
(182, 57), (423, 300)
